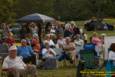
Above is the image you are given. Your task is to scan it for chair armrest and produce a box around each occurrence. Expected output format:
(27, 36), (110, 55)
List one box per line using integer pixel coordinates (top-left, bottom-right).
(2, 68), (9, 71)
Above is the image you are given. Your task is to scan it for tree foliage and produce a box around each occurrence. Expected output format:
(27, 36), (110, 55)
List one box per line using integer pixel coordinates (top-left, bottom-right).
(0, 0), (115, 22)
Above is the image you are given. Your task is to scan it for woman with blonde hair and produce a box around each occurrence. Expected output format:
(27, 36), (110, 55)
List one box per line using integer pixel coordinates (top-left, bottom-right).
(92, 32), (103, 56)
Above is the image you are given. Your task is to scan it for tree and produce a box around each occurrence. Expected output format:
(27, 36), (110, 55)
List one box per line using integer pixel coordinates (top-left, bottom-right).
(0, 0), (115, 22)
(0, 0), (17, 23)
(15, 0), (54, 18)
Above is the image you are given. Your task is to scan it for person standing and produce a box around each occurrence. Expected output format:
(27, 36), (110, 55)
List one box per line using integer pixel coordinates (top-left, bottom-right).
(92, 32), (102, 57)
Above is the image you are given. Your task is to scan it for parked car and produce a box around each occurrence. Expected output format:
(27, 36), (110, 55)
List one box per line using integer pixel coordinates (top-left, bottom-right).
(84, 20), (114, 31)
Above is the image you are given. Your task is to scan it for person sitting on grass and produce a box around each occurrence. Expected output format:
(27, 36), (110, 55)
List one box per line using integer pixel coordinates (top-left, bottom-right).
(2, 45), (37, 77)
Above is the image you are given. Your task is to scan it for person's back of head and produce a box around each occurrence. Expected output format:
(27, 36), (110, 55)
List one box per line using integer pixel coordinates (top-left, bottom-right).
(110, 43), (115, 51)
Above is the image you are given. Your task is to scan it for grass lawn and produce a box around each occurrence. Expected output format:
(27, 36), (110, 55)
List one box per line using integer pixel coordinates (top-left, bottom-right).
(0, 64), (76, 77)
(104, 18), (115, 25)
(38, 67), (76, 77)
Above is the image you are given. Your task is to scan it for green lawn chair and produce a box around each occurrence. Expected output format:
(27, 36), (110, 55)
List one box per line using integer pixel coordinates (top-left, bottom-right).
(79, 49), (96, 69)
(77, 49), (98, 77)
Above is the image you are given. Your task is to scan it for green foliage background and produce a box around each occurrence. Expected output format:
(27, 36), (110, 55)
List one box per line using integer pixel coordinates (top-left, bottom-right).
(0, 0), (115, 22)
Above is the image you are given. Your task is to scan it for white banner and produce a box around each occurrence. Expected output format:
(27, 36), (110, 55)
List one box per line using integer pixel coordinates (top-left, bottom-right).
(104, 36), (115, 60)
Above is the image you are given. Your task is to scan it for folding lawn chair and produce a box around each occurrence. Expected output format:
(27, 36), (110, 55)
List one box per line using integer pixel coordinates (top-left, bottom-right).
(53, 48), (63, 56)
(41, 48), (63, 69)
(42, 58), (57, 69)
(0, 44), (9, 62)
(79, 49), (96, 69)
(77, 49), (98, 77)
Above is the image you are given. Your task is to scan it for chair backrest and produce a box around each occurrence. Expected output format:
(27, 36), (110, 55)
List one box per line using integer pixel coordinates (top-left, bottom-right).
(0, 44), (9, 58)
(53, 48), (63, 56)
(84, 43), (95, 50)
(43, 58), (57, 69)
(80, 49), (96, 68)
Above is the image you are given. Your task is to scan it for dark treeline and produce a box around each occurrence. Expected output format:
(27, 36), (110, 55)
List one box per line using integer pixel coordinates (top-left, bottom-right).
(0, 0), (115, 22)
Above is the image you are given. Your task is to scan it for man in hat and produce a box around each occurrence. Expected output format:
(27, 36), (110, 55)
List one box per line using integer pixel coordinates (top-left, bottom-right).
(2, 45), (37, 77)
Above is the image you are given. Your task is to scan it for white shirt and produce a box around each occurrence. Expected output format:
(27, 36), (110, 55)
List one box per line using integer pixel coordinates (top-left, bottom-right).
(44, 40), (55, 47)
(74, 39), (84, 52)
(42, 48), (56, 58)
(57, 39), (65, 48)
(108, 51), (115, 60)
(2, 56), (26, 70)
(50, 29), (56, 33)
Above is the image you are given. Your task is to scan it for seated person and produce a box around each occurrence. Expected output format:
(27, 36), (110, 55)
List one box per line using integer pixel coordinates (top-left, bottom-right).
(56, 34), (65, 49)
(5, 32), (15, 47)
(31, 35), (41, 65)
(42, 42), (56, 59)
(17, 39), (36, 65)
(107, 43), (115, 77)
(58, 37), (76, 64)
(74, 34), (84, 54)
(41, 42), (57, 69)
(43, 34), (55, 48)
(2, 45), (37, 77)
(108, 43), (115, 62)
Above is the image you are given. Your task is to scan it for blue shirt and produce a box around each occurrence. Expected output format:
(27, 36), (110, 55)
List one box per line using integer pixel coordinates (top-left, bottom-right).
(17, 46), (34, 58)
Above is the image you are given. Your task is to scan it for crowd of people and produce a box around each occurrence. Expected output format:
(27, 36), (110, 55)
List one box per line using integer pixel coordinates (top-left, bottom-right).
(0, 21), (115, 77)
